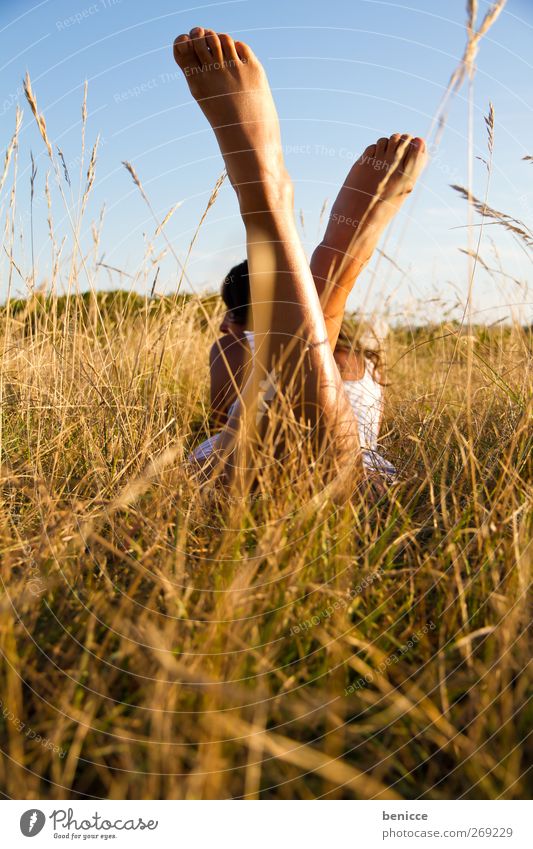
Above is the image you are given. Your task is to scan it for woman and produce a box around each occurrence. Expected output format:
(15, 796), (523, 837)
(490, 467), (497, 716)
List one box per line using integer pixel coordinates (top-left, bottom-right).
(173, 27), (426, 491)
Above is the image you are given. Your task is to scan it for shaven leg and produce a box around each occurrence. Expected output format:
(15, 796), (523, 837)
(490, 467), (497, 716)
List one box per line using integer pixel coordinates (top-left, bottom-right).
(174, 29), (360, 485)
(310, 134), (427, 348)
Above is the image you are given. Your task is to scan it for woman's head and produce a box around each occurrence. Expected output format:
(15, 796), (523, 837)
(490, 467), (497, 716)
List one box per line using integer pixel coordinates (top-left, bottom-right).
(221, 259), (250, 327)
(336, 316), (385, 383)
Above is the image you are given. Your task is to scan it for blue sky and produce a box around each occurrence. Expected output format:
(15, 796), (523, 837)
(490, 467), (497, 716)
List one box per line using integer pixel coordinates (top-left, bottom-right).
(1, 0), (532, 323)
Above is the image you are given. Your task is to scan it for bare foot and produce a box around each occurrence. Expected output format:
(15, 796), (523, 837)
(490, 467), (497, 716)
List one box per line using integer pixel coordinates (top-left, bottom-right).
(173, 28), (290, 213)
(311, 134), (426, 339)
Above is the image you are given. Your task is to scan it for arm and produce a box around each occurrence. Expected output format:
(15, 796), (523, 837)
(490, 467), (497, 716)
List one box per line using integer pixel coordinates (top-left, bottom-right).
(209, 333), (252, 429)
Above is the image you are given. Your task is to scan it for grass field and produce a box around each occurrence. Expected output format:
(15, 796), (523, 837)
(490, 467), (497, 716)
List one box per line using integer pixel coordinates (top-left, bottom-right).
(0, 291), (530, 799)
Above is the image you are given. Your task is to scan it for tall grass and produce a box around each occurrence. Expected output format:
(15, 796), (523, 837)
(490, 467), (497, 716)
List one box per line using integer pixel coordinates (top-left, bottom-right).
(0, 1), (531, 800)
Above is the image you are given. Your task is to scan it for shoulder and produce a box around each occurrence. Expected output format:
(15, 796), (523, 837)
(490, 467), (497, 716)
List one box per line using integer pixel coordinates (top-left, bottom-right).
(209, 334), (252, 382)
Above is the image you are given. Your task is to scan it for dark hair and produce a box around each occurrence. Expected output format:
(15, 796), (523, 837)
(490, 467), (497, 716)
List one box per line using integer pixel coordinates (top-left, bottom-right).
(221, 259), (250, 325)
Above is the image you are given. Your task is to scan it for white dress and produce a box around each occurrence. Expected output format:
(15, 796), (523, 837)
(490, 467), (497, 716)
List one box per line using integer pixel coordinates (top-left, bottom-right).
(191, 330), (396, 477)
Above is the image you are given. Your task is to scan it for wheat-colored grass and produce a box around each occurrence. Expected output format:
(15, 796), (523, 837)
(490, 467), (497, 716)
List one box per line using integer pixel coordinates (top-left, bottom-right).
(0, 290), (530, 799)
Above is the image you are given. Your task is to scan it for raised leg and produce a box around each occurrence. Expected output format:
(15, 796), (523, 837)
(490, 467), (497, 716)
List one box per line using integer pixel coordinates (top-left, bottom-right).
(174, 29), (361, 485)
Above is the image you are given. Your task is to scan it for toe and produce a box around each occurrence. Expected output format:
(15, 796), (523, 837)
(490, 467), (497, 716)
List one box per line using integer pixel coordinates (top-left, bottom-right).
(173, 34), (189, 55)
(362, 143), (377, 161)
(218, 33), (239, 63)
(388, 134), (405, 161)
(394, 134), (411, 168)
(394, 133), (411, 148)
(189, 27), (211, 64)
(205, 29), (224, 64)
(173, 34), (195, 66)
(375, 137), (389, 157)
(403, 136), (425, 168)
(234, 39), (256, 64)
(398, 134), (411, 157)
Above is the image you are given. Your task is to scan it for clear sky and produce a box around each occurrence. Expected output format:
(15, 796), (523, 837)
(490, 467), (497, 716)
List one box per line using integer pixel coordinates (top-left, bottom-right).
(1, 0), (532, 323)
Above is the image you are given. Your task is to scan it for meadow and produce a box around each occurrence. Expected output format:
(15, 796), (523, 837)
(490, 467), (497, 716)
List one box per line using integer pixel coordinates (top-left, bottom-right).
(0, 286), (530, 799)
(0, 0), (531, 799)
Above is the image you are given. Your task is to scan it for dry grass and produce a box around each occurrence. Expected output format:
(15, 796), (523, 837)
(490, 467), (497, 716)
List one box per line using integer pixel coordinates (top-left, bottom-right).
(0, 293), (530, 799)
(0, 0), (531, 801)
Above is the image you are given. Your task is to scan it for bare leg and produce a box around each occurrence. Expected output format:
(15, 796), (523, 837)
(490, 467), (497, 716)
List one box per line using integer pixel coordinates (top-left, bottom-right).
(174, 29), (361, 484)
(311, 135), (426, 348)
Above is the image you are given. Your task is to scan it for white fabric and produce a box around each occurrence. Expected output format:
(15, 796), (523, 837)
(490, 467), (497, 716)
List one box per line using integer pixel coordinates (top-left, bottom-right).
(243, 329), (255, 352)
(343, 370), (382, 451)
